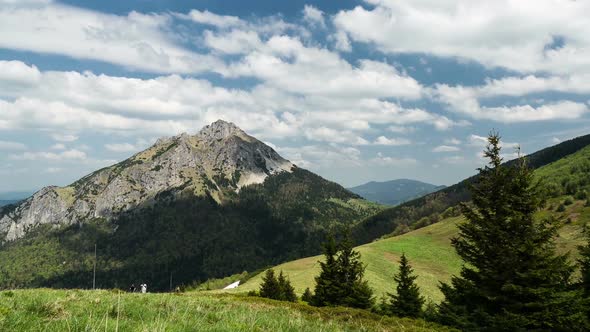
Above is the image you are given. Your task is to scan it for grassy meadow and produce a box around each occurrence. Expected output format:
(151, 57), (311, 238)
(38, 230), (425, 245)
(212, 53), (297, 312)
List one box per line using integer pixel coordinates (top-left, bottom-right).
(236, 196), (590, 303)
(0, 289), (454, 331)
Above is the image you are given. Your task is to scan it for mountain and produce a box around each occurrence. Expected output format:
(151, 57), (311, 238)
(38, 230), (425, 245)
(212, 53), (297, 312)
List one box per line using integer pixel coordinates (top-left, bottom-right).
(351, 133), (590, 244)
(236, 143), (590, 302)
(0, 120), (382, 290)
(348, 179), (445, 206)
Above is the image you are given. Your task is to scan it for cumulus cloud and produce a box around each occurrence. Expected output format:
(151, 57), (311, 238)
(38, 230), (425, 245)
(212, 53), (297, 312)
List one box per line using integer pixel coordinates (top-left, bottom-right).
(0, 2), (224, 74)
(373, 136), (411, 146)
(369, 152), (417, 166)
(435, 83), (589, 122)
(182, 9), (244, 28)
(334, 0), (590, 75)
(302, 5), (325, 28)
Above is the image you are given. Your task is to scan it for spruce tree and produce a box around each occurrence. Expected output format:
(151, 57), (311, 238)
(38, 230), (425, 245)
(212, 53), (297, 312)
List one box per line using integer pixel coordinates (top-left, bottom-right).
(438, 132), (585, 330)
(387, 253), (424, 318)
(337, 231), (374, 309)
(277, 270), (297, 302)
(259, 269), (281, 300)
(311, 233), (340, 306)
(311, 231), (373, 308)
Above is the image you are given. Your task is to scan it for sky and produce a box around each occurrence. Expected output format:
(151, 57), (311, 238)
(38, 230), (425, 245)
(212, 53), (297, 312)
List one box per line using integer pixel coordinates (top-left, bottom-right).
(1, 0), (589, 192)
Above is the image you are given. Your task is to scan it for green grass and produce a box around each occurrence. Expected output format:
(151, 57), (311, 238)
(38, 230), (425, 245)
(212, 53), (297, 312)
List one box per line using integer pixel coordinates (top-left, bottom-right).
(0, 289), (453, 331)
(235, 217), (464, 303)
(236, 197), (590, 303)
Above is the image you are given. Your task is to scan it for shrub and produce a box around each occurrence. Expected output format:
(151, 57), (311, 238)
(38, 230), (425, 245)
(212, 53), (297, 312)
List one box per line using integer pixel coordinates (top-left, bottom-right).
(564, 197), (574, 206)
(576, 190), (588, 200)
(301, 288), (313, 303)
(556, 204), (566, 212)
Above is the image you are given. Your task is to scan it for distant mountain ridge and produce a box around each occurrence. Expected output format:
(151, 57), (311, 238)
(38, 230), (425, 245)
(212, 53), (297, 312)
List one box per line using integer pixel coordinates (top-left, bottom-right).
(348, 179), (445, 206)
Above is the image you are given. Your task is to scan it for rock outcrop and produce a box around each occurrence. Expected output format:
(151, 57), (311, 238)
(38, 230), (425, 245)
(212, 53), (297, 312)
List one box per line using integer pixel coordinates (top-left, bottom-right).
(0, 120), (293, 241)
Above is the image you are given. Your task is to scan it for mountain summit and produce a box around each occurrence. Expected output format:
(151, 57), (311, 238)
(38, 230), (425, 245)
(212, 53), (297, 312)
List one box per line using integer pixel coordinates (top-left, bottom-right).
(0, 120), (293, 241)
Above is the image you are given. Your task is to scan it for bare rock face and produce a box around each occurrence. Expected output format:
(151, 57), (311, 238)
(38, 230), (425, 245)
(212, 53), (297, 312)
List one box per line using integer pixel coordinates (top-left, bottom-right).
(0, 120), (293, 242)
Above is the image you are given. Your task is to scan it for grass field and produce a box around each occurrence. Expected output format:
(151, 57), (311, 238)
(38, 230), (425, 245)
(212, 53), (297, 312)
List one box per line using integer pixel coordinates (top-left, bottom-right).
(0, 289), (454, 331)
(235, 198), (590, 303)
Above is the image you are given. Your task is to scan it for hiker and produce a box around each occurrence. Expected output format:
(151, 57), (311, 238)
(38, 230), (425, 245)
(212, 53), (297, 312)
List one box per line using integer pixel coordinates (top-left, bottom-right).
(129, 283), (136, 293)
(140, 283), (147, 293)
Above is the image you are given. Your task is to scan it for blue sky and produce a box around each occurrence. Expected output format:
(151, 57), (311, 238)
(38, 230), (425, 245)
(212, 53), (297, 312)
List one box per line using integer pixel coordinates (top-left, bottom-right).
(1, 0), (589, 192)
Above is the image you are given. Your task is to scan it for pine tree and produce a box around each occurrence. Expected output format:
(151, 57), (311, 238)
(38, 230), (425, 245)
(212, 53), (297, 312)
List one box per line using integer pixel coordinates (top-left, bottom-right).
(277, 270), (297, 302)
(259, 269), (281, 300)
(336, 231), (374, 309)
(438, 132), (586, 330)
(301, 287), (313, 303)
(311, 231), (373, 308)
(387, 253), (424, 318)
(311, 233), (341, 306)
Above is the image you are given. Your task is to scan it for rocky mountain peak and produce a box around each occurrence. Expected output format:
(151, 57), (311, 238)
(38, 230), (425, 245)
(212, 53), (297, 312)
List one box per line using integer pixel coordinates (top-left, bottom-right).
(0, 120), (293, 242)
(197, 120), (245, 141)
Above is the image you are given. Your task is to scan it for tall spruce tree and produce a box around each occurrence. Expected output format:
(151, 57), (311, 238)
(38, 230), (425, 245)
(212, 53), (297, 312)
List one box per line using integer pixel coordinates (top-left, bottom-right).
(311, 233), (340, 306)
(387, 253), (424, 318)
(311, 231), (373, 308)
(337, 231), (374, 309)
(438, 132), (585, 330)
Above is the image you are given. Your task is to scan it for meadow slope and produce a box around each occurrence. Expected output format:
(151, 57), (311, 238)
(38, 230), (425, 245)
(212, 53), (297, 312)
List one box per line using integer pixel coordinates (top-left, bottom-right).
(0, 289), (454, 332)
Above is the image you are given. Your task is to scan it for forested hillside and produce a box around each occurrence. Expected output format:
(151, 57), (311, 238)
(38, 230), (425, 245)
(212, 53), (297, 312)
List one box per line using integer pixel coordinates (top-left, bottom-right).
(352, 133), (590, 244)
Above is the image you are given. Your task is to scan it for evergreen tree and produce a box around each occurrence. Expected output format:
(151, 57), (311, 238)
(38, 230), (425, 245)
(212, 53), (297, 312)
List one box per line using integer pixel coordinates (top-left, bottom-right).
(301, 287), (313, 303)
(311, 231), (373, 309)
(259, 269), (281, 300)
(387, 253), (424, 318)
(277, 270), (297, 302)
(311, 233), (340, 306)
(438, 132), (585, 330)
(336, 231), (374, 309)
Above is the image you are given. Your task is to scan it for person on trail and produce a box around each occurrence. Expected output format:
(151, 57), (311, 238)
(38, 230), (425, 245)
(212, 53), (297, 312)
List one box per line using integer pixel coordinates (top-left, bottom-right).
(140, 283), (147, 293)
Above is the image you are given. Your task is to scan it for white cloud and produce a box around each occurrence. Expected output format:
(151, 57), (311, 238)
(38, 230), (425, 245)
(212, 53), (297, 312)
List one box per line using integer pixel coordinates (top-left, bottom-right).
(0, 140), (27, 150)
(304, 127), (369, 145)
(388, 125), (415, 134)
(44, 167), (63, 174)
(374, 136), (411, 146)
(435, 83), (589, 122)
(432, 145), (460, 152)
(10, 149), (86, 161)
(204, 29), (262, 54)
(302, 5), (326, 28)
(444, 138), (461, 145)
(0, 3), (224, 74)
(50, 143), (66, 150)
(441, 156), (466, 164)
(183, 9), (244, 28)
(51, 133), (78, 142)
(334, 0), (590, 75)
(105, 139), (151, 153)
(227, 36), (423, 100)
(369, 152), (417, 166)
(551, 137), (561, 144)
(330, 31), (352, 52)
(277, 145), (362, 169)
